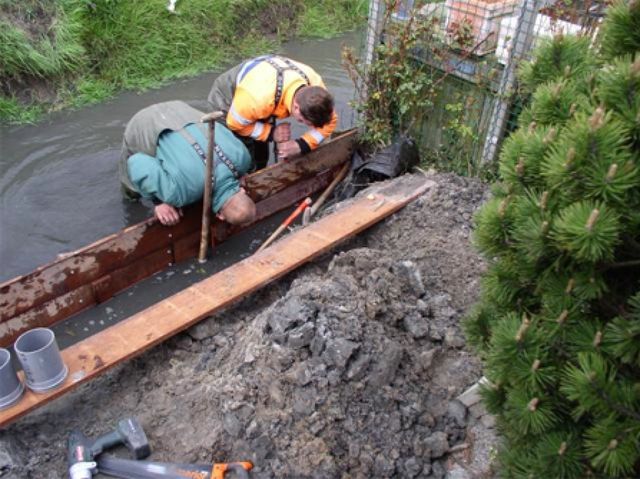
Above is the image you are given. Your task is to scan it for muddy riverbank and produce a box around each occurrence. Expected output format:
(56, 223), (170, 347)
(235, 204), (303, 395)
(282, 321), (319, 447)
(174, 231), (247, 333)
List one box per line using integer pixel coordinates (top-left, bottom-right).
(0, 172), (497, 478)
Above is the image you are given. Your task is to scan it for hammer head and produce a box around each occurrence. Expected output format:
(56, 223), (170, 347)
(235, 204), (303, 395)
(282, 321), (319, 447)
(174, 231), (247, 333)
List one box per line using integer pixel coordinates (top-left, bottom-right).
(116, 418), (151, 459)
(200, 111), (224, 123)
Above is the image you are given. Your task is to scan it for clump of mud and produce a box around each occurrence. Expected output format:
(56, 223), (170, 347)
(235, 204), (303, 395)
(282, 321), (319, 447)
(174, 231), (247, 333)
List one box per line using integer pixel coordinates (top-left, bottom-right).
(0, 173), (492, 478)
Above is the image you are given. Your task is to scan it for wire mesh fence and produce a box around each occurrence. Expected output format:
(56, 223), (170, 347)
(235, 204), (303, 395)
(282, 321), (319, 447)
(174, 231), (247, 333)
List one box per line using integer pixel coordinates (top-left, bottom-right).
(364, 0), (605, 175)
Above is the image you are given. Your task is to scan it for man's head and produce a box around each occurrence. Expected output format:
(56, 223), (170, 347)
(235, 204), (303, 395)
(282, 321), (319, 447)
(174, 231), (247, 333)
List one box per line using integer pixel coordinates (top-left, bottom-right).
(217, 188), (256, 225)
(292, 86), (334, 128)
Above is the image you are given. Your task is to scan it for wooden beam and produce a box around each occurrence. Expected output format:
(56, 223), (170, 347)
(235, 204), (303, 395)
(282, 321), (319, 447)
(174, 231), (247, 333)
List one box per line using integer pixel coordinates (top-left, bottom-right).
(243, 129), (356, 200)
(0, 175), (435, 428)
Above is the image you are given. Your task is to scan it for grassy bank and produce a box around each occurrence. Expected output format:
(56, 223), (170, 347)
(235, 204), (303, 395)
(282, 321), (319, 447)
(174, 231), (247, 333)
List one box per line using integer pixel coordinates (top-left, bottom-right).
(0, 0), (367, 124)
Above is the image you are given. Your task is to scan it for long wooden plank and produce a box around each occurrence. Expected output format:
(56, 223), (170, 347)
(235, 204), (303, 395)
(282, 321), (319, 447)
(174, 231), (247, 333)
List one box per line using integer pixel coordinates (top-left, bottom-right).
(0, 130), (356, 343)
(0, 175), (435, 428)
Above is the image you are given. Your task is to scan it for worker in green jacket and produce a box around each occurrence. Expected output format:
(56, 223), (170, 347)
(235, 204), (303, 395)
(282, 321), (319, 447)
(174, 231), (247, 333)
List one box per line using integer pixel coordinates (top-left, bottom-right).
(120, 101), (256, 226)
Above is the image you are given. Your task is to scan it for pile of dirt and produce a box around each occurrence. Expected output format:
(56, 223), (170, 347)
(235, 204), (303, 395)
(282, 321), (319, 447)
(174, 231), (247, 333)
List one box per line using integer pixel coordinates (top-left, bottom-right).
(0, 172), (494, 478)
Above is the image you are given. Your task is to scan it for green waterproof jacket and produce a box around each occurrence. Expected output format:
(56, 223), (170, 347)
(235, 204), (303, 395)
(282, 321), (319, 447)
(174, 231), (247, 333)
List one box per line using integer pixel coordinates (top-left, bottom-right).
(120, 101), (251, 213)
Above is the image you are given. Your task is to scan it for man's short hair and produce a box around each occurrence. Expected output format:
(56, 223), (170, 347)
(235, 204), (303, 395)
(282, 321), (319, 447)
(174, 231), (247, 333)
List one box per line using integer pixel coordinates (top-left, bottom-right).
(296, 86), (334, 128)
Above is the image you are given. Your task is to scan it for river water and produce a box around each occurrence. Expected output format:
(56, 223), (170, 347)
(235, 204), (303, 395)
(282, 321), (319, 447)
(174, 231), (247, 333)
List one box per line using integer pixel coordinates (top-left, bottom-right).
(0, 31), (362, 284)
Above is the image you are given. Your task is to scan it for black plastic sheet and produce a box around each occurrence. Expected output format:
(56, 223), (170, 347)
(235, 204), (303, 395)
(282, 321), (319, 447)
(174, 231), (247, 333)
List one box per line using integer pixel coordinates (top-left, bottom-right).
(337, 136), (420, 200)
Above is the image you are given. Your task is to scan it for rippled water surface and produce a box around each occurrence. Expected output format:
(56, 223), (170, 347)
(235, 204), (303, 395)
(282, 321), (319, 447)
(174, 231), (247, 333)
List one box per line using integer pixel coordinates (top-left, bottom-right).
(0, 32), (362, 282)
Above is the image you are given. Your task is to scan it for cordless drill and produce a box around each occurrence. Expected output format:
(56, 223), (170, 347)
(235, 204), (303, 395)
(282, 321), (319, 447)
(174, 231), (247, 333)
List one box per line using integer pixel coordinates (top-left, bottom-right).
(68, 417), (151, 479)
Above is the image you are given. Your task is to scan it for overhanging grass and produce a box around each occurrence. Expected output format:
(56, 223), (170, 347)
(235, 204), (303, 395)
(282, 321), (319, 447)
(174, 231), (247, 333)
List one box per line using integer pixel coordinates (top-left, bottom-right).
(0, 0), (367, 124)
(0, 96), (42, 124)
(66, 78), (116, 108)
(298, 0), (369, 38)
(0, 1), (85, 78)
(73, 0), (239, 88)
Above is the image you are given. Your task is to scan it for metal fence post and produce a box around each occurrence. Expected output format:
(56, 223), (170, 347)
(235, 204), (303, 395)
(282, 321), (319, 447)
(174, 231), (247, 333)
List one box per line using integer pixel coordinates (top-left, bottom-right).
(480, 0), (541, 165)
(364, 0), (385, 71)
(360, 0), (386, 128)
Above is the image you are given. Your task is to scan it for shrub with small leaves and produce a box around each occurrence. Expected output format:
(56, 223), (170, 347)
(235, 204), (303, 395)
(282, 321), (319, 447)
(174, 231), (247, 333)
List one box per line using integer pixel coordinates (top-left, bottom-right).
(342, 0), (437, 148)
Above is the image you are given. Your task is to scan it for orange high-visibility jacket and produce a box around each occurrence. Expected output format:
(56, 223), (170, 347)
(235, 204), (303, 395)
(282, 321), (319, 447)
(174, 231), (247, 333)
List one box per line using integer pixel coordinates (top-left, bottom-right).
(227, 57), (338, 150)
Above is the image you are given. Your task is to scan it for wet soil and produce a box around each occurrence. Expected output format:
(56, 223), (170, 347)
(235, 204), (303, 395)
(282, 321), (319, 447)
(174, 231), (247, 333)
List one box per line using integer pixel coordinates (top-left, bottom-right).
(0, 172), (496, 479)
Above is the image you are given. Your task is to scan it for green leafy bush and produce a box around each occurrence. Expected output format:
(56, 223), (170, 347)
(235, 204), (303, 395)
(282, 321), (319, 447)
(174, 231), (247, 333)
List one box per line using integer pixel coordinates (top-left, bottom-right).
(343, 5), (436, 148)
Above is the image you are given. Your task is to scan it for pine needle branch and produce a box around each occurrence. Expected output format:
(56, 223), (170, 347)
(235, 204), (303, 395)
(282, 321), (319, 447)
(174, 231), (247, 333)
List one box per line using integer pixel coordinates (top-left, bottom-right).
(592, 380), (640, 422)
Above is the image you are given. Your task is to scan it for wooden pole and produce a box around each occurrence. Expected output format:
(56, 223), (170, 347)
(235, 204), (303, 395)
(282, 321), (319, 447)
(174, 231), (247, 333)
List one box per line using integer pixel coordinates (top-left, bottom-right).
(199, 111), (224, 263)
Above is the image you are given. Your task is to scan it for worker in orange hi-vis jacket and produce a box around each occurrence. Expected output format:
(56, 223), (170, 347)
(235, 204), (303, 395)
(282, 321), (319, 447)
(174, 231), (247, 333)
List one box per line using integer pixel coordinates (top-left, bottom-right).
(207, 55), (338, 168)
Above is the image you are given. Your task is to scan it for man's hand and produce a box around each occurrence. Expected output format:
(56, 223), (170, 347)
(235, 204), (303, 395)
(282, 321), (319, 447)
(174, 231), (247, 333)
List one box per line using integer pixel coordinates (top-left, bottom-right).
(154, 203), (182, 226)
(277, 140), (301, 161)
(272, 122), (291, 143)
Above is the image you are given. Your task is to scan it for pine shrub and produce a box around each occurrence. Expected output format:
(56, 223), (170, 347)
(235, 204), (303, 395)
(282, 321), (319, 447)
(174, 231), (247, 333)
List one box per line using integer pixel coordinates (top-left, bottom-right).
(465, 1), (640, 477)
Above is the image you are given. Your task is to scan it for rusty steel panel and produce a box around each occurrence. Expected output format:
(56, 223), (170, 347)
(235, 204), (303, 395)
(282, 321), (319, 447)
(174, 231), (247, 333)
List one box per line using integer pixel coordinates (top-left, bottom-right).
(0, 285), (95, 348)
(173, 231), (201, 264)
(243, 129), (356, 201)
(1, 220), (189, 321)
(252, 166), (340, 221)
(0, 130), (356, 344)
(92, 248), (174, 303)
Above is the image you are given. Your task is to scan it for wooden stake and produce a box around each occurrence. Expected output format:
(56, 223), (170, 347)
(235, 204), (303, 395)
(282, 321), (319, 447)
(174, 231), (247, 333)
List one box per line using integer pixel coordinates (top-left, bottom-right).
(199, 111), (224, 263)
(303, 161), (350, 225)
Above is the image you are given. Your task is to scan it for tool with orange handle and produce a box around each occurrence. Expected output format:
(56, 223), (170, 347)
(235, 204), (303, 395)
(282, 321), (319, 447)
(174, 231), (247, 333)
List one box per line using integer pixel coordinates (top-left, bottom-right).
(212, 462), (253, 479)
(255, 197), (312, 253)
(96, 455), (253, 479)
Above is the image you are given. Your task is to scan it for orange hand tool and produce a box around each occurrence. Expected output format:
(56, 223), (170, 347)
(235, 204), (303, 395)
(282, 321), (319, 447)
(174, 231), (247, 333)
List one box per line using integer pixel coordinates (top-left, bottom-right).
(97, 455), (253, 479)
(212, 461), (253, 479)
(256, 197), (312, 252)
